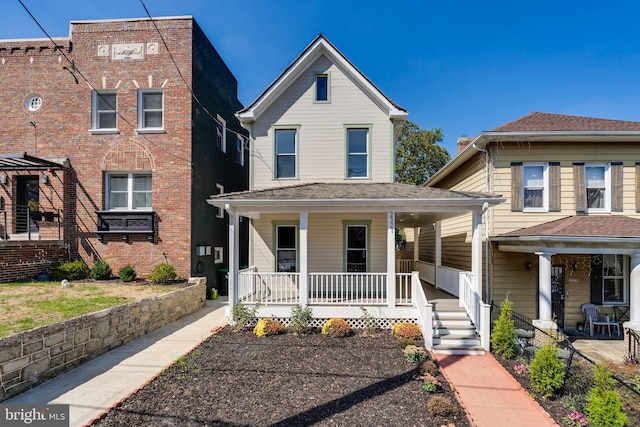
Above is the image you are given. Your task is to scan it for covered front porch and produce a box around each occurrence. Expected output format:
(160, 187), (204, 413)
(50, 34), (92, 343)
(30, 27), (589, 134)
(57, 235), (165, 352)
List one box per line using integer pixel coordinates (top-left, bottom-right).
(207, 182), (504, 351)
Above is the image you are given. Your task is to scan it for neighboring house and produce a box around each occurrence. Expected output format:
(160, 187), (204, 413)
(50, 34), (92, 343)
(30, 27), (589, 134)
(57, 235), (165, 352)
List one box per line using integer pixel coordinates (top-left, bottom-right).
(207, 34), (502, 352)
(0, 16), (248, 293)
(424, 112), (640, 342)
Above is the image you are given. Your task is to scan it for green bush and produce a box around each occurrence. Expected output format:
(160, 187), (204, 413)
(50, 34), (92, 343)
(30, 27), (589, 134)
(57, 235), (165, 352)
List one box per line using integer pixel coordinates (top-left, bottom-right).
(403, 344), (427, 363)
(586, 364), (628, 427)
(491, 294), (518, 359)
(289, 304), (313, 334)
(529, 339), (565, 398)
(51, 260), (89, 281)
(89, 259), (112, 280)
(118, 265), (137, 282)
(232, 304), (259, 331)
(148, 263), (177, 284)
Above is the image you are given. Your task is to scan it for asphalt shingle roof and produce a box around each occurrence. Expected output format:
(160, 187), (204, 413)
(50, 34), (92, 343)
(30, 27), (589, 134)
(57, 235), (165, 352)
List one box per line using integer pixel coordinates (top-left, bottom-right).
(491, 112), (640, 132)
(497, 216), (640, 238)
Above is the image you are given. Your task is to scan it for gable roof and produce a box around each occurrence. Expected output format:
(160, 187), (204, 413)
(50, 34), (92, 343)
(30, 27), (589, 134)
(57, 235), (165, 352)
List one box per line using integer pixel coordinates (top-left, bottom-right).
(236, 34), (407, 124)
(491, 112), (640, 132)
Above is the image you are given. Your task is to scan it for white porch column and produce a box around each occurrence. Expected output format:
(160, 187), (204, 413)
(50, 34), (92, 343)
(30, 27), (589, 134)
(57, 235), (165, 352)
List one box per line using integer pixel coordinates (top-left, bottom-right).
(413, 226), (420, 263)
(387, 211), (396, 307)
(533, 251), (557, 330)
(471, 209), (482, 296)
(435, 221), (442, 289)
(299, 211), (309, 306)
(228, 210), (239, 308)
(624, 252), (640, 330)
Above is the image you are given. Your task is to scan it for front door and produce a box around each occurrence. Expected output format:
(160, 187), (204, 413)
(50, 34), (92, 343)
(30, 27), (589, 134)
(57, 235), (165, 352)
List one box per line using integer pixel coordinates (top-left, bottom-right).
(551, 265), (565, 329)
(16, 176), (39, 233)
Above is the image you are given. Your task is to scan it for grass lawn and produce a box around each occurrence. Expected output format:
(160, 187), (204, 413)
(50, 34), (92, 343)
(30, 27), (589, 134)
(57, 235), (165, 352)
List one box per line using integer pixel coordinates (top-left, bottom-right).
(0, 281), (178, 338)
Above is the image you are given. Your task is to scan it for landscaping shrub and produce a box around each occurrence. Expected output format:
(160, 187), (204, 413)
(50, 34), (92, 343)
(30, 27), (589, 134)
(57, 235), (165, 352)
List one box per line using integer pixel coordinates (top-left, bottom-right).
(420, 360), (439, 377)
(586, 364), (628, 427)
(253, 318), (285, 337)
(491, 294), (517, 359)
(529, 339), (565, 398)
(392, 322), (422, 341)
(232, 304), (259, 331)
(288, 304), (313, 334)
(118, 265), (137, 282)
(89, 258), (112, 280)
(403, 344), (427, 363)
(148, 263), (177, 284)
(50, 260), (89, 281)
(427, 395), (456, 417)
(321, 318), (351, 337)
(360, 307), (378, 335)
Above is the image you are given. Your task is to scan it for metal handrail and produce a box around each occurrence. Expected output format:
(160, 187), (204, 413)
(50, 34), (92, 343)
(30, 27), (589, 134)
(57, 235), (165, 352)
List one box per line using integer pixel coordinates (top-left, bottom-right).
(628, 328), (639, 362)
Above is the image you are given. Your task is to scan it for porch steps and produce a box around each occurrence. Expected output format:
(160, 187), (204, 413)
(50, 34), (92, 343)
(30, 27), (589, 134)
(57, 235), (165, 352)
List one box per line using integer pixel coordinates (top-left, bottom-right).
(431, 303), (485, 355)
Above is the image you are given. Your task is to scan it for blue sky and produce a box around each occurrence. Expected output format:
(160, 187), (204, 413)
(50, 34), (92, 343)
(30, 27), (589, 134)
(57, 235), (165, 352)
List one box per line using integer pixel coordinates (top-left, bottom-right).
(3, 0), (640, 155)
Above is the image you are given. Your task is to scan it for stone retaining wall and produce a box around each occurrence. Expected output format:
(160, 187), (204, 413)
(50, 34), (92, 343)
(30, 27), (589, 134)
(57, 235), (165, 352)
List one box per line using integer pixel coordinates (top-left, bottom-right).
(0, 278), (206, 401)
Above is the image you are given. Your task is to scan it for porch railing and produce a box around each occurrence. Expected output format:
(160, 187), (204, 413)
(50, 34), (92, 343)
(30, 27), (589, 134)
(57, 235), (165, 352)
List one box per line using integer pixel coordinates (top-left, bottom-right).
(309, 273), (387, 305)
(437, 265), (462, 297)
(414, 260), (435, 284)
(412, 271), (433, 349)
(459, 271), (490, 351)
(237, 270), (300, 304)
(628, 328), (640, 362)
(1, 205), (61, 241)
(395, 259), (414, 273)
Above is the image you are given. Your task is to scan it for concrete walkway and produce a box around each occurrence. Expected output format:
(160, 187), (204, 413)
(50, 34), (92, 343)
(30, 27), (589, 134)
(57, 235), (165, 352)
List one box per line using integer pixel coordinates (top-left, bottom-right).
(434, 353), (559, 427)
(4, 297), (229, 427)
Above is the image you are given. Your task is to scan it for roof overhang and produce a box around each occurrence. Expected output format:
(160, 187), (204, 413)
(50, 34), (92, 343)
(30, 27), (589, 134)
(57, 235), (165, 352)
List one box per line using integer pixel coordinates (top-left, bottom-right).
(491, 235), (640, 255)
(0, 153), (69, 170)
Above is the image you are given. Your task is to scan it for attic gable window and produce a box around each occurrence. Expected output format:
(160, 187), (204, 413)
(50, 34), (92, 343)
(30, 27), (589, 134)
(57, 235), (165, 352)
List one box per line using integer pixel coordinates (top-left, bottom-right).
(314, 72), (330, 103)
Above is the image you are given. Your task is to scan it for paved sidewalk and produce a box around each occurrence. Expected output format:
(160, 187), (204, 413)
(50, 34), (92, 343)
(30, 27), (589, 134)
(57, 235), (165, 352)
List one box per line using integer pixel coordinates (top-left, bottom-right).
(4, 297), (229, 427)
(433, 353), (559, 427)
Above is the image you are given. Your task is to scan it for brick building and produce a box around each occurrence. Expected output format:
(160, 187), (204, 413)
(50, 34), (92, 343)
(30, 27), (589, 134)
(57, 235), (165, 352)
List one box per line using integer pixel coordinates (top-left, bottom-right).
(0, 16), (248, 292)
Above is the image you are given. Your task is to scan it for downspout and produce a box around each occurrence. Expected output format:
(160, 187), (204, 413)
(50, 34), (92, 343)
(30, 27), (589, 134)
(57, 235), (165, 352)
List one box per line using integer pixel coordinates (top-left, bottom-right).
(472, 141), (491, 302)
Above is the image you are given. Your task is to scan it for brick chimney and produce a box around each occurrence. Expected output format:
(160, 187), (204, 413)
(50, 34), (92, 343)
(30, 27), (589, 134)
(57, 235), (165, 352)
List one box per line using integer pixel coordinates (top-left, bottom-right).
(457, 136), (473, 153)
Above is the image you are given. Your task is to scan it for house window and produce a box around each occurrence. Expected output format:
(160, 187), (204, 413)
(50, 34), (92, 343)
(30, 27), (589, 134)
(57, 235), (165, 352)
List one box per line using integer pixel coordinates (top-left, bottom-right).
(347, 128), (369, 178)
(602, 255), (625, 304)
(276, 225), (297, 272)
(523, 164), (547, 210)
(585, 165), (608, 210)
(216, 183), (224, 218)
(92, 91), (117, 130)
(138, 90), (163, 131)
(275, 129), (297, 178)
(236, 135), (245, 166)
(107, 173), (152, 210)
(314, 72), (329, 102)
(345, 224), (368, 272)
(216, 115), (226, 152)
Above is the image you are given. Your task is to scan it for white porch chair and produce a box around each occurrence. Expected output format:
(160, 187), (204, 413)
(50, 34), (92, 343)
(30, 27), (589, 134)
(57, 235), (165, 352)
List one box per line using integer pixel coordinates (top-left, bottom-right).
(581, 303), (619, 337)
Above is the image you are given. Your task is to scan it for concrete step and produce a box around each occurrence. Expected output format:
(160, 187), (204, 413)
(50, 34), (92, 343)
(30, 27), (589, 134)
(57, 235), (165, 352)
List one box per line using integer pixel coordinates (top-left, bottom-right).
(431, 343), (486, 355)
(433, 335), (481, 347)
(433, 317), (474, 328)
(435, 325), (478, 337)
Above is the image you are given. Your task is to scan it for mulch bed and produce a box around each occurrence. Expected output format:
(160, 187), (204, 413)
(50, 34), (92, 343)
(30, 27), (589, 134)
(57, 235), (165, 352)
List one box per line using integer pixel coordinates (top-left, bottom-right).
(93, 327), (470, 427)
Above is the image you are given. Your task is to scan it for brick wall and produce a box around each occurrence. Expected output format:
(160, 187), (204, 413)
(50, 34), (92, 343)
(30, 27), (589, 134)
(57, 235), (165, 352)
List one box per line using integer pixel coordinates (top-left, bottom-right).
(0, 278), (206, 401)
(0, 242), (66, 283)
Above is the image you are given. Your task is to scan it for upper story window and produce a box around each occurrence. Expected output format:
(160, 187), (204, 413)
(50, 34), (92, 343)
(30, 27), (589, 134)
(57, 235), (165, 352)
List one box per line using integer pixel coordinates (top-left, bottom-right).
(585, 165), (608, 210)
(314, 72), (330, 103)
(216, 183), (224, 218)
(236, 135), (245, 166)
(92, 91), (117, 131)
(345, 224), (368, 272)
(574, 162), (622, 213)
(106, 173), (152, 211)
(346, 128), (369, 178)
(137, 89), (163, 132)
(216, 115), (227, 152)
(276, 224), (297, 272)
(523, 164), (548, 211)
(275, 128), (297, 179)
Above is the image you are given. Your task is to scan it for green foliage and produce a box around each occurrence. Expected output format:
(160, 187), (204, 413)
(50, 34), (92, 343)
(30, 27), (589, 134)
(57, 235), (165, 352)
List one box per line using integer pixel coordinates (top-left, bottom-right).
(321, 318), (351, 337)
(148, 263), (177, 284)
(586, 364), (628, 427)
(118, 265), (137, 282)
(50, 260), (89, 281)
(232, 304), (259, 331)
(403, 345), (427, 363)
(89, 259), (112, 280)
(395, 121), (450, 185)
(491, 294), (518, 359)
(288, 304), (313, 334)
(529, 339), (565, 398)
(422, 379), (437, 393)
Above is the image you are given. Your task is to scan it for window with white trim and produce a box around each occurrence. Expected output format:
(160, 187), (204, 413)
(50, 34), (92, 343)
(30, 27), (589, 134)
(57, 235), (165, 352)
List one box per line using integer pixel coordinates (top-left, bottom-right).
(216, 183), (224, 218)
(276, 225), (297, 272)
(523, 163), (548, 211)
(275, 129), (297, 178)
(216, 115), (226, 152)
(236, 135), (245, 166)
(92, 91), (117, 130)
(138, 89), (163, 130)
(346, 224), (367, 272)
(585, 164), (610, 211)
(346, 128), (369, 178)
(602, 254), (625, 304)
(106, 173), (152, 210)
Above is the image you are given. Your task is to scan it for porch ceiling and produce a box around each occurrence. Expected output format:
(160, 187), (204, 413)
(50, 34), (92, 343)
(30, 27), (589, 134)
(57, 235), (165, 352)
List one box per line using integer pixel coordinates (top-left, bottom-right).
(0, 153), (68, 170)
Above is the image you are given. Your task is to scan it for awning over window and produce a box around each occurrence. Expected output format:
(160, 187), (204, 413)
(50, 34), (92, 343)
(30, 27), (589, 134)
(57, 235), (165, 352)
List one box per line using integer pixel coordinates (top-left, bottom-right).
(0, 153), (68, 170)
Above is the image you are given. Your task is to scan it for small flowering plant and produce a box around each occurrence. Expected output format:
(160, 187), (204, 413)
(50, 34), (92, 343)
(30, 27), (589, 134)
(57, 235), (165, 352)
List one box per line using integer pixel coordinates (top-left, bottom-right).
(513, 362), (529, 376)
(562, 410), (588, 427)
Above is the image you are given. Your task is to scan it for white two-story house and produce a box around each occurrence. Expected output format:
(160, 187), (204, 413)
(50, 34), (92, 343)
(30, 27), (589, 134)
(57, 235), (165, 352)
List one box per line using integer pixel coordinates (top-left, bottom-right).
(208, 35), (502, 350)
